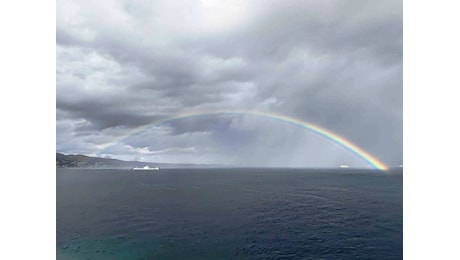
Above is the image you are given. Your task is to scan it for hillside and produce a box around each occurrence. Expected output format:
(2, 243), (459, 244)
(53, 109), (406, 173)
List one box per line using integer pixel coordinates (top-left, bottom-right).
(56, 153), (160, 168)
(56, 153), (211, 168)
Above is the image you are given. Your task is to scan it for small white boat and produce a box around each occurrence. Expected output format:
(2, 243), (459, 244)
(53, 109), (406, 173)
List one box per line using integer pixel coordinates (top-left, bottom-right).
(133, 165), (160, 171)
(339, 164), (350, 169)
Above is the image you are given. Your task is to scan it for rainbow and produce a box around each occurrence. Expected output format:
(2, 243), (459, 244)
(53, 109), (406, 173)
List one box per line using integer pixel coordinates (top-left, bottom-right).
(97, 109), (389, 170)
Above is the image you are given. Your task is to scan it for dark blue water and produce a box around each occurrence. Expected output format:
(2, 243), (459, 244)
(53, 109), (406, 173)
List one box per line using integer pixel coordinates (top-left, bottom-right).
(57, 168), (402, 259)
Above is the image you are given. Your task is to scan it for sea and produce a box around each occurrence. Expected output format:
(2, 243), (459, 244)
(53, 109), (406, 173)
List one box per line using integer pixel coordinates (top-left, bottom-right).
(57, 168), (403, 259)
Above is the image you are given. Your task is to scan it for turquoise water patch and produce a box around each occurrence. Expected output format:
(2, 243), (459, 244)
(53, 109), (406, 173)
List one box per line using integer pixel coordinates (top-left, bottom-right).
(57, 234), (243, 259)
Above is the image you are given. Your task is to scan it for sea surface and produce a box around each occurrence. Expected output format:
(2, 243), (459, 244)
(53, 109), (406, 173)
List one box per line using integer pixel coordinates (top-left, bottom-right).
(57, 168), (403, 259)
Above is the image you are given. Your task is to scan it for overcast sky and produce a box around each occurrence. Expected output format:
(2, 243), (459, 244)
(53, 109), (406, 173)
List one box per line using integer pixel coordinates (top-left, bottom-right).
(56, 0), (402, 168)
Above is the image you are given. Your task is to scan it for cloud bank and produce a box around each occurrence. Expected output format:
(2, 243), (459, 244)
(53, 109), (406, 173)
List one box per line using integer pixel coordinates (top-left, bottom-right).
(57, 0), (402, 167)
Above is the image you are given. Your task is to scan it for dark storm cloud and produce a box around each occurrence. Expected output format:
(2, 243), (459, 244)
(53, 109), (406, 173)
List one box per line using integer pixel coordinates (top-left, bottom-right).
(57, 99), (156, 129)
(56, 0), (402, 166)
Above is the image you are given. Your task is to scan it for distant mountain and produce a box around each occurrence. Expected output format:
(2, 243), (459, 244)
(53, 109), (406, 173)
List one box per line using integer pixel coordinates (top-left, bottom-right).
(56, 153), (212, 169)
(56, 153), (142, 168)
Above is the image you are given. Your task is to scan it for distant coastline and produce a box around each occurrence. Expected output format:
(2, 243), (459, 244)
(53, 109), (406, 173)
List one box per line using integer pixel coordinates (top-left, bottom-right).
(56, 153), (403, 172)
(56, 153), (212, 169)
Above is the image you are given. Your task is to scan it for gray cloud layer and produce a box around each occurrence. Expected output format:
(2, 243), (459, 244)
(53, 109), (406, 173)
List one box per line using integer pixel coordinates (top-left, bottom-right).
(57, 0), (402, 167)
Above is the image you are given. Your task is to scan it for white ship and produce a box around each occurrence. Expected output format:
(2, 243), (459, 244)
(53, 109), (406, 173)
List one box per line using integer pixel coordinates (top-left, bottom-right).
(133, 165), (160, 171)
(339, 164), (350, 168)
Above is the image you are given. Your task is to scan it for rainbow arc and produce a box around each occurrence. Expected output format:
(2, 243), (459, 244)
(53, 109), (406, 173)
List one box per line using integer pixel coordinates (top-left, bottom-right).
(97, 109), (389, 170)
